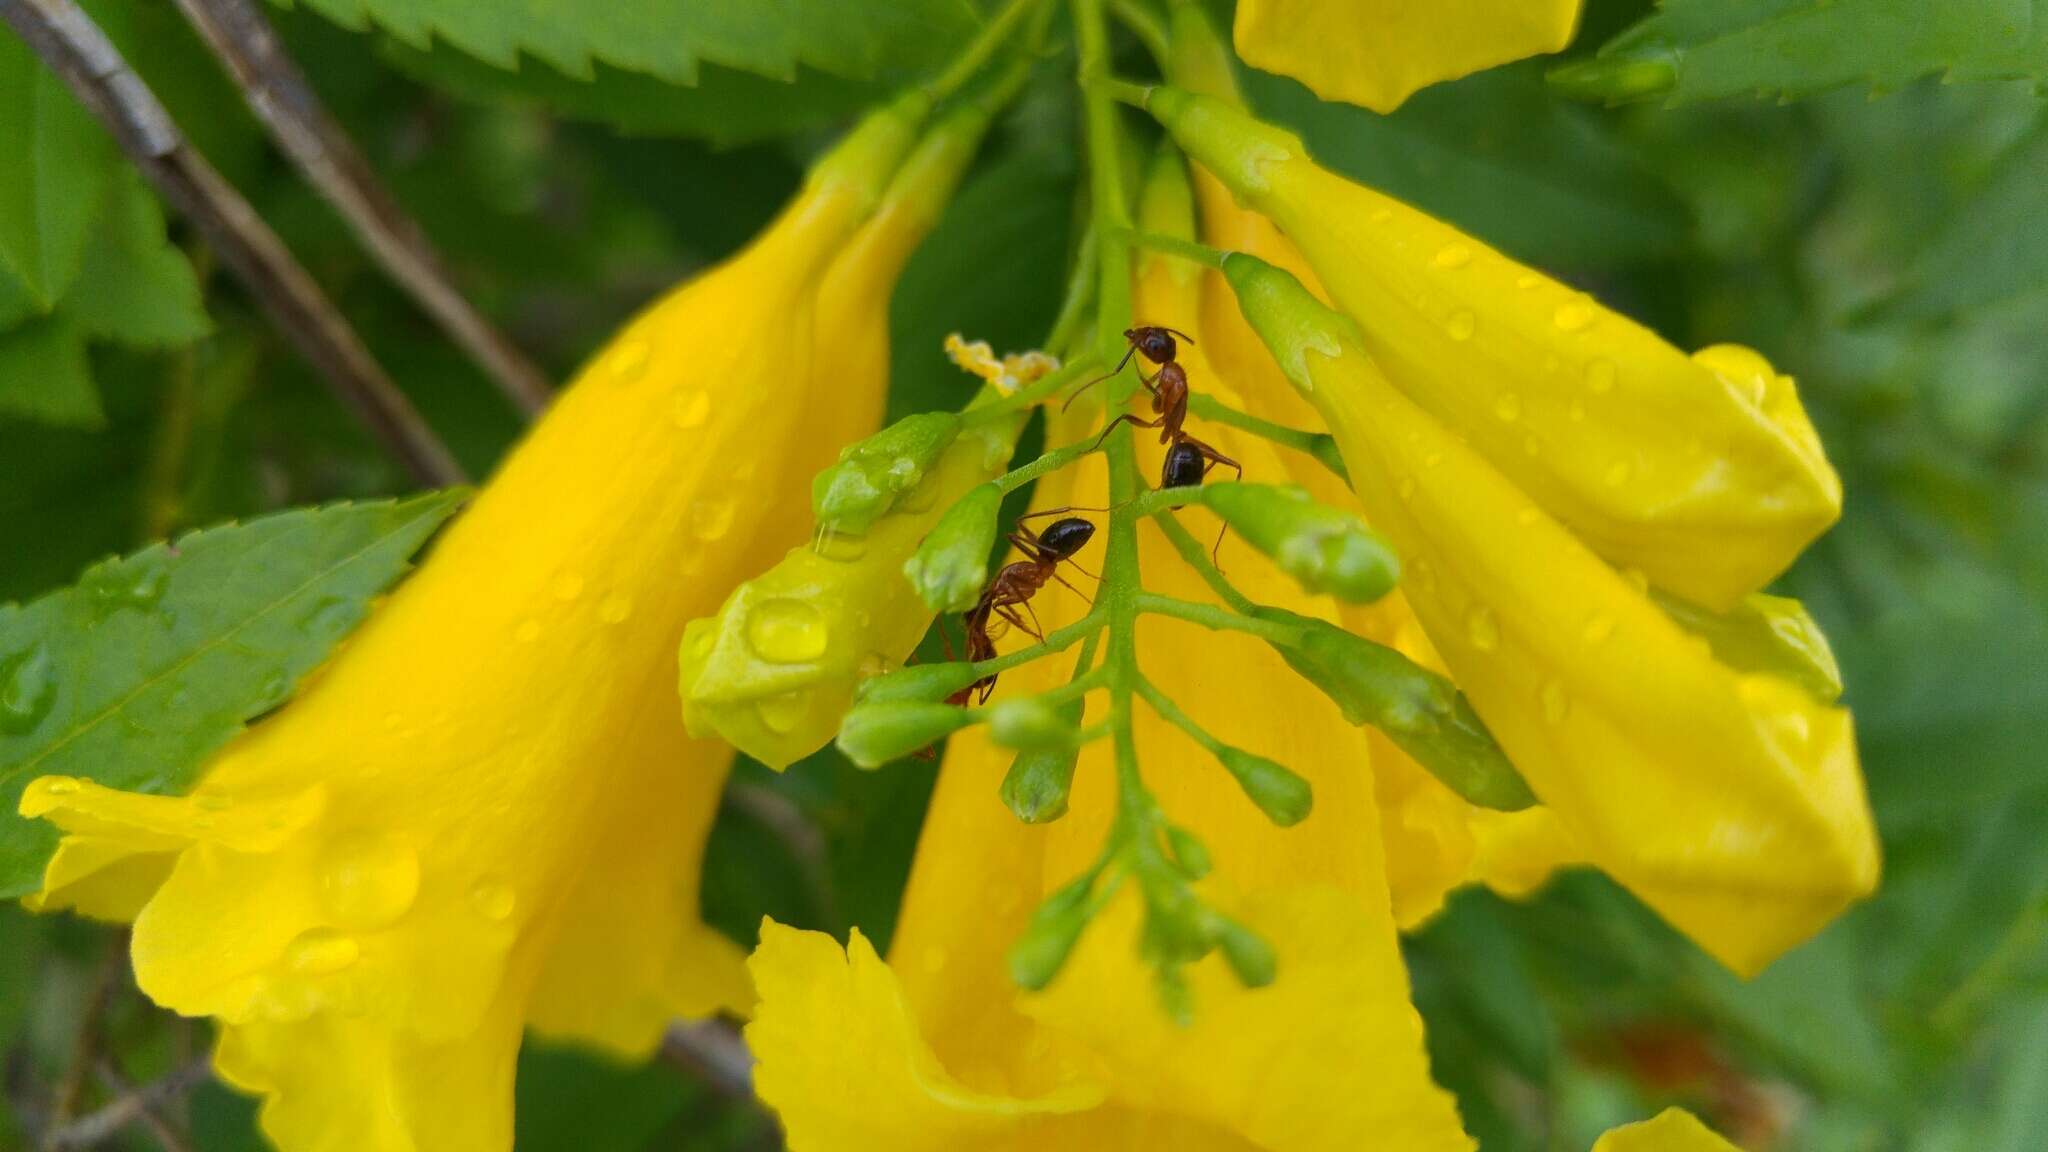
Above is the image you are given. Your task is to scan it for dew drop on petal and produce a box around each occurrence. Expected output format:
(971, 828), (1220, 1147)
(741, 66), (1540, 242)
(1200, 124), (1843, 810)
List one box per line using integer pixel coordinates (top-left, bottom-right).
(1569, 399), (1587, 422)
(1553, 299), (1596, 332)
(1516, 274), (1542, 290)
(287, 927), (360, 975)
(470, 880), (516, 922)
(1604, 460), (1634, 487)
(1369, 207), (1393, 224)
(514, 619), (543, 643)
(1540, 680), (1571, 723)
(1433, 244), (1473, 270)
(1493, 393), (1522, 422)
(920, 947), (948, 975)
(1445, 310), (1477, 341)
(1516, 507), (1542, 526)
(747, 599), (830, 664)
(691, 498), (737, 541)
(1585, 359), (1618, 394)
(1581, 616), (1616, 645)
(1397, 477), (1417, 501)
(755, 691), (809, 734)
(41, 777), (80, 796)
(672, 390), (711, 429)
(606, 340), (650, 382)
(1466, 607), (1500, 652)
(195, 792), (234, 812)
(320, 833), (420, 931)
(1621, 568), (1651, 595)
(552, 573), (586, 602)
(598, 596), (634, 624)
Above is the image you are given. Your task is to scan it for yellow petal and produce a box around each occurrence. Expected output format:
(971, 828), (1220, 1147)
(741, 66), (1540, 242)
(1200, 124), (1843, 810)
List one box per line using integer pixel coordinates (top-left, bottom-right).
(1221, 255), (1879, 975)
(1592, 1109), (1744, 1152)
(19, 98), (932, 1151)
(1148, 88), (1840, 609)
(1234, 0), (1582, 113)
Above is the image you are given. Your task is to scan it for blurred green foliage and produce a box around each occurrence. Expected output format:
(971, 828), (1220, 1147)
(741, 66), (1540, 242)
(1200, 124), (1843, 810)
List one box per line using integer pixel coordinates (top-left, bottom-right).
(3, 0), (2047, 1148)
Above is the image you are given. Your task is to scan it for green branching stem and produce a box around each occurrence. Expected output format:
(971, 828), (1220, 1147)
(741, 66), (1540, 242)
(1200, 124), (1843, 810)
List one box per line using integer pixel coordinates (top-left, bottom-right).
(1106, 0), (1170, 65)
(1184, 394), (1350, 481)
(1137, 592), (1304, 646)
(1123, 228), (1227, 270)
(1150, 510), (1256, 613)
(926, 0), (1049, 101)
(968, 610), (1105, 679)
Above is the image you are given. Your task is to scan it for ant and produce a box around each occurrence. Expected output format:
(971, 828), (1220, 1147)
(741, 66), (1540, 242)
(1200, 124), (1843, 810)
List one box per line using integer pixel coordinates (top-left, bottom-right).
(1065, 326), (1241, 489)
(947, 511), (1098, 705)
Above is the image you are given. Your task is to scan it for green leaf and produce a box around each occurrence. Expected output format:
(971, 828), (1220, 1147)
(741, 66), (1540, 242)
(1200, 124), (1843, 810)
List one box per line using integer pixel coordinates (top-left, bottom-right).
(66, 171), (211, 347)
(1245, 63), (1690, 270)
(1870, 121), (2048, 324)
(0, 315), (101, 428)
(0, 491), (467, 898)
(274, 0), (982, 88)
(380, 37), (882, 146)
(0, 29), (117, 307)
(1553, 0), (2048, 108)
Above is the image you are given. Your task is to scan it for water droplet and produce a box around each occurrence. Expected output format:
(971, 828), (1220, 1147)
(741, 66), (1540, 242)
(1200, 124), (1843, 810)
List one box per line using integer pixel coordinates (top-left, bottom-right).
(755, 691), (809, 735)
(1581, 616), (1616, 644)
(1433, 244), (1473, 270)
(1585, 359), (1618, 394)
(1492, 393), (1522, 422)
(671, 390), (710, 429)
(382, 711), (402, 732)
(41, 777), (80, 796)
(1516, 274), (1542, 290)
(1397, 477), (1417, 501)
(1445, 309), (1477, 341)
(894, 473), (942, 514)
(1569, 399), (1587, 422)
(0, 644), (56, 734)
(1466, 608), (1500, 652)
(195, 792), (234, 812)
(286, 927), (360, 975)
(258, 673), (293, 709)
(691, 498), (736, 541)
(1522, 434), (1541, 456)
(1422, 451), (1444, 468)
(1540, 680), (1571, 723)
(598, 596), (633, 624)
(1516, 507), (1542, 527)
(470, 880), (516, 922)
(1408, 557), (1436, 591)
(747, 599), (829, 664)
(1369, 207), (1393, 224)
(320, 833), (420, 931)
(811, 528), (868, 562)
(920, 947), (948, 975)
(302, 597), (357, 638)
(857, 651), (891, 679)
(514, 619), (542, 644)
(1553, 299), (1596, 332)
(606, 340), (650, 382)
(552, 573), (586, 602)
(86, 553), (170, 613)
(1604, 460), (1634, 487)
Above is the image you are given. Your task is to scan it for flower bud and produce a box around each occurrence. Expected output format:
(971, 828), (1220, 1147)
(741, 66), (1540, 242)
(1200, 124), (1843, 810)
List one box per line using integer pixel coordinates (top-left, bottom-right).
(834, 700), (973, 769)
(1212, 744), (1314, 827)
(1007, 876), (1095, 991)
(1000, 743), (1078, 824)
(852, 661), (983, 705)
(1203, 482), (1398, 603)
(1204, 912), (1277, 989)
(1164, 825), (1212, 879)
(987, 695), (1079, 752)
(811, 412), (963, 536)
(1261, 609), (1536, 812)
(903, 481), (1004, 612)
(1656, 591), (1843, 703)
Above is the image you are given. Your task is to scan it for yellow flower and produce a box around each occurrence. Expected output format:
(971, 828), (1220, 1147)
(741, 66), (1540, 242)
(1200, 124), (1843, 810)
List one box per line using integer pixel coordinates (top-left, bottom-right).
(1594, 1109), (1744, 1152)
(1165, 4), (1584, 929)
(1218, 252), (1879, 977)
(743, 151), (1472, 1152)
(17, 95), (935, 1152)
(1145, 84), (1840, 611)
(1232, 0), (1583, 113)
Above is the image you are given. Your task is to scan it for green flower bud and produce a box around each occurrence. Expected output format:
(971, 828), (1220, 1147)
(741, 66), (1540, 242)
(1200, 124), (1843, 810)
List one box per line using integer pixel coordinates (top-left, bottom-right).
(1546, 49), (1680, 105)
(835, 701), (972, 769)
(1656, 591), (1843, 703)
(812, 412), (962, 535)
(1164, 825), (1212, 880)
(853, 661), (983, 705)
(903, 481), (1003, 612)
(1008, 876), (1095, 991)
(1261, 608), (1536, 811)
(1000, 744), (1078, 824)
(987, 695), (1079, 752)
(1214, 745), (1314, 827)
(1206, 914), (1277, 989)
(1203, 482), (1399, 603)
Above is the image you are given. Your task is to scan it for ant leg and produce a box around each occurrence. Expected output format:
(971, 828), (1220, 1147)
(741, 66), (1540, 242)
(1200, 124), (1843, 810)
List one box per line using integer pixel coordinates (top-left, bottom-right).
(994, 602), (1045, 642)
(1049, 568), (1096, 605)
(1087, 413), (1163, 454)
(1184, 435), (1243, 482)
(1059, 345), (1143, 412)
(1017, 505), (1113, 522)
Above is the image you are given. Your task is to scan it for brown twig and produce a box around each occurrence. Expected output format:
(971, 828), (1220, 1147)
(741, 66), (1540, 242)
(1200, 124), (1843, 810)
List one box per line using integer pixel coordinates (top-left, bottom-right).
(46, 932), (127, 1130)
(90, 1062), (193, 1152)
(0, 0), (467, 487)
(39, 1060), (208, 1151)
(169, 0), (552, 418)
(660, 1019), (757, 1101)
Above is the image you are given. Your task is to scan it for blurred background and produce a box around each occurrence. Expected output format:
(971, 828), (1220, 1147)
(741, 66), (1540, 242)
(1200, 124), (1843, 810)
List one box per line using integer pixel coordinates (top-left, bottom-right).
(4, 0), (2046, 1148)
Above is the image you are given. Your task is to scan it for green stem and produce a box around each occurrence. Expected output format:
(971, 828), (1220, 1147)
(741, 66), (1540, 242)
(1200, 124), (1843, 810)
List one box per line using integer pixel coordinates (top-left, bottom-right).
(927, 0), (1047, 101)
(1136, 592), (1304, 645)
(970, 611), (1106, 679)
(1150, 511), (1255, 613)
(1134, 676), (1225, 757)
(1099, 76), (1155, 108)
(1122, 486), (1207, 519)
(1107, 0), (1170, 65)
(964, 354), (1103, 426)
(1039, 666), (1108, 707)
(1124, 228), (1227, 269)
(1185, 394), (1350, 481)
(1044, 222), (1101, 357)
(996, 435), (1103, 491)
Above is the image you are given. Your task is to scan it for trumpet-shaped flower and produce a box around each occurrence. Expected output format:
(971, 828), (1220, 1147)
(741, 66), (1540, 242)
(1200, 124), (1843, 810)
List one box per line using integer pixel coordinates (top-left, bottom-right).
(1232, 0), (1583, 113)
(1144, 84), (1840, 610)
(1594, 1109), (1745, 1152)
(17, 95), (937, 1152)
(1220, 253), (1879, 976)
(743, 154), (1474, 1152)
(1166, 6), (1584, 928)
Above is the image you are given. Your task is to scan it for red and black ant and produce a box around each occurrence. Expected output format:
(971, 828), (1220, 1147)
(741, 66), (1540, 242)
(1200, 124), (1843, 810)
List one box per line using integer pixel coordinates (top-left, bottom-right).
(1065, 326), (1241, 489)
(947, 511), (1098, 705)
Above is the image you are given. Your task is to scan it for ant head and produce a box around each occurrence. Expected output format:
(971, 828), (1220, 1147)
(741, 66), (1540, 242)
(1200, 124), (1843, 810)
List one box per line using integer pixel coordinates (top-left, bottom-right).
(1124, 325), (1180, 365)
(1162, 441), (1208, 489)
(1037, 517), (1097, 559)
